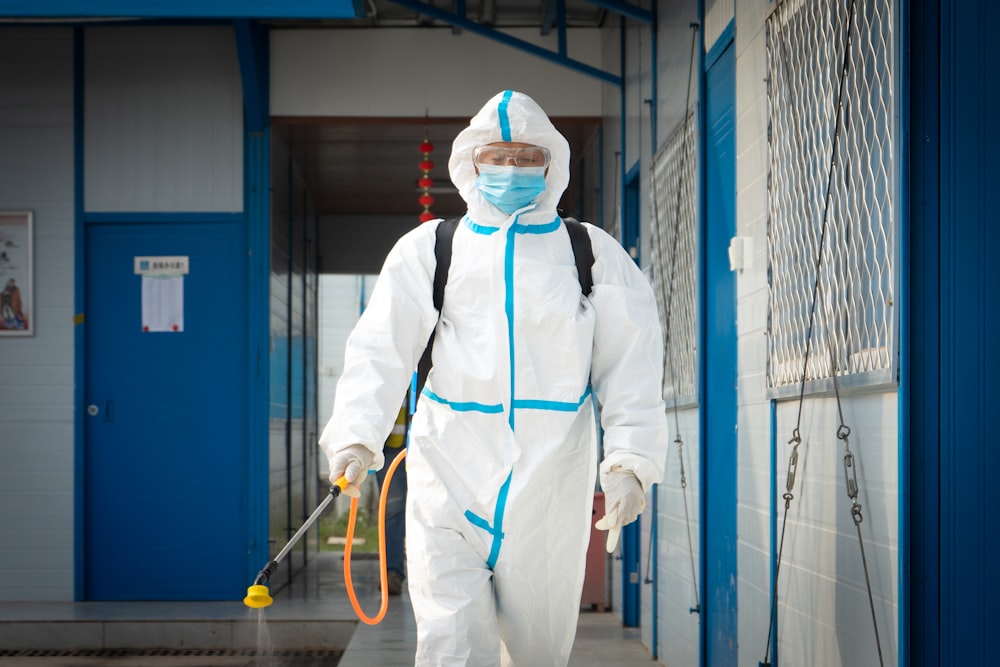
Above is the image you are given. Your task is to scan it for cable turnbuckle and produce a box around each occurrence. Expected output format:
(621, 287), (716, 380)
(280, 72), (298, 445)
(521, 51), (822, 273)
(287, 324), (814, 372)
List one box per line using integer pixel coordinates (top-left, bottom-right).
(785, 442), (800, 495)
(677, 436), (688, 489)
(842, 439), (863, 525)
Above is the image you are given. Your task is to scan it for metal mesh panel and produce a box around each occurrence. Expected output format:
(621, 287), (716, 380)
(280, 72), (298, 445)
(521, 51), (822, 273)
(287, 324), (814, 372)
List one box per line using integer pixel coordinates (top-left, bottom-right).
(651, 112), (698, 404)
(765, 0), (895, 393)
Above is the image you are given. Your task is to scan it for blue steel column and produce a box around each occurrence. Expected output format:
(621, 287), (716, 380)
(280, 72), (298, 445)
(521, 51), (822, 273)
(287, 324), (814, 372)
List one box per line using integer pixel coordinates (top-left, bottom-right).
(911, 1), (1000, 664)
(235, 19), (272, 585)
(907, 0), (939, 663)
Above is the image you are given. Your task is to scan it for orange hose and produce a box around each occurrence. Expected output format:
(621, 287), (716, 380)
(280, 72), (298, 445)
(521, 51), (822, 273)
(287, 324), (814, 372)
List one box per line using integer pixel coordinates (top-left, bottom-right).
(343, 447), (406, 625)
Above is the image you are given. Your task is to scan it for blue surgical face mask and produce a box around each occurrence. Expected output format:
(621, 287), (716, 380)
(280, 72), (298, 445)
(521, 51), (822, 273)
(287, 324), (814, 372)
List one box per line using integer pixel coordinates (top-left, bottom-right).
(475, 165), (547, 214)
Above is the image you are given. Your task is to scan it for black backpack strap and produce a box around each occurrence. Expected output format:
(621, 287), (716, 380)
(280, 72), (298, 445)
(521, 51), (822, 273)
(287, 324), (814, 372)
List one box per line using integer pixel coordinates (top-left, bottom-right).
(563, 217), (595, 296)
(416, 217), (460, 395)
(432, 217), (460, 311)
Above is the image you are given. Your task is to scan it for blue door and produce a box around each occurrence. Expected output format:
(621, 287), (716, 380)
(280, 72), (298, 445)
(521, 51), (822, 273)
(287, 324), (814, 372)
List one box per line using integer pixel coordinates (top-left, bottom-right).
(701, 32), (738, 666)
(84, 219), (249, 600)
(623, 162), (641, 263)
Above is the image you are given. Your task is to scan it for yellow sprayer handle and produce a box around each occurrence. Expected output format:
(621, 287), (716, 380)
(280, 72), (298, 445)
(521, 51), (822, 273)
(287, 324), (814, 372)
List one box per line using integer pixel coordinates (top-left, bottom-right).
(334, 475), (361, 499)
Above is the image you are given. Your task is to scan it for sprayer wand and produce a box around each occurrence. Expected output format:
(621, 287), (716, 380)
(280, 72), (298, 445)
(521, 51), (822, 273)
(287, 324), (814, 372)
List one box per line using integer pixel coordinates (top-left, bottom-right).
(243, 476), (350, 608)
(243, 448), (406, 625)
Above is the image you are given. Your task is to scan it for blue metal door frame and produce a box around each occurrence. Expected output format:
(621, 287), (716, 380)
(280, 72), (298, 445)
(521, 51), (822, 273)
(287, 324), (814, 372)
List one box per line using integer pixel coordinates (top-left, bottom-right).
(620, 160), (642, 627)
(700, 24), (738, 667)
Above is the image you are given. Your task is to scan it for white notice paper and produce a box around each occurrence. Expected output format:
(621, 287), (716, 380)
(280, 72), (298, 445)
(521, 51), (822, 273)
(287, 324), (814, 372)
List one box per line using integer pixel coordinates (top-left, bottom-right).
(141, 275), (184, 332)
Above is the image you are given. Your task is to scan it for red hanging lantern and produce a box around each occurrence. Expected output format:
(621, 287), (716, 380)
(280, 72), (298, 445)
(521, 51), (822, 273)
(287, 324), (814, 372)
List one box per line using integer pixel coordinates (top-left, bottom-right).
(419, 111), (436, 223)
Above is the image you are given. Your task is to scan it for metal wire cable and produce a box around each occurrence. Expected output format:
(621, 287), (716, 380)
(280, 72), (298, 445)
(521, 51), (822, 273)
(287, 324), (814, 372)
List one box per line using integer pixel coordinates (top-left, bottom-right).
(823, 299), (885, 666)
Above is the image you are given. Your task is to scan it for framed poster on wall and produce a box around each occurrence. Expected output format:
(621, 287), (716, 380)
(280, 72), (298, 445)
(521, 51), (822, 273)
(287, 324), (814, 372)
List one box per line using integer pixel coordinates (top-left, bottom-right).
(0, 211), (33, 336)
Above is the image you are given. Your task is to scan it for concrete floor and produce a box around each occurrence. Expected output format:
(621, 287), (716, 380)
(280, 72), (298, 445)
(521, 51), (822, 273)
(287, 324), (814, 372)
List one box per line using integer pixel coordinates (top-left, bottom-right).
(0, 552), (657, 666)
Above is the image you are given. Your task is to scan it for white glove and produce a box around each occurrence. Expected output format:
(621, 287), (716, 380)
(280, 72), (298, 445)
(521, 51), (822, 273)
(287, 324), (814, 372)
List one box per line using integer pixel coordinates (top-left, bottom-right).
(329, 444), (374, 499)
(594, 467), (646, 553)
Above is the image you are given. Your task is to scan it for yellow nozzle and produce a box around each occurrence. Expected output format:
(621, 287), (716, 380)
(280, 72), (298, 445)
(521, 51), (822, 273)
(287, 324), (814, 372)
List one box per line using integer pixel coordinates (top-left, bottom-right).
(243, 584), (273, 609)
(334, 475), (360, 498)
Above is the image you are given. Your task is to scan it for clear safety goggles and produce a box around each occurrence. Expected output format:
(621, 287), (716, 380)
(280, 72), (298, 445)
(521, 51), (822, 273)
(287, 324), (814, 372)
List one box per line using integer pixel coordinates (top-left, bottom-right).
(473, 145), (551, 168)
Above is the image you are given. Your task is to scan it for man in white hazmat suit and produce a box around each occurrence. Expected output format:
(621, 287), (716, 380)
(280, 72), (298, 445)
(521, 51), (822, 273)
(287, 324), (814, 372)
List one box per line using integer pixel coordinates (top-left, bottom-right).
(319, 90), (668, 666)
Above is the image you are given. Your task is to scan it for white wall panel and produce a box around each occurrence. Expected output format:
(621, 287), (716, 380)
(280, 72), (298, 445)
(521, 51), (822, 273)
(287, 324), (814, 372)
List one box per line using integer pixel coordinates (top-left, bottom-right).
(655, 5), (701, 155)
(733, 4), (777, 665)
(271, 28), (604, 118)
(600, 20), (622, 242)
(623, 20), (645, 178)
(705, 0), (735, 53)
(84, 26), (243, 212)
(0, 27), (76, 602)
(656, 407), (701, 666)
(770, 395), (899, 667)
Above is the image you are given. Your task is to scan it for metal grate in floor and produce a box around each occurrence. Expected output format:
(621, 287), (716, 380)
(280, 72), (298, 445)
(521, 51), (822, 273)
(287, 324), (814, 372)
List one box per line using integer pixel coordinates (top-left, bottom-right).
(0, 648), (343, 658)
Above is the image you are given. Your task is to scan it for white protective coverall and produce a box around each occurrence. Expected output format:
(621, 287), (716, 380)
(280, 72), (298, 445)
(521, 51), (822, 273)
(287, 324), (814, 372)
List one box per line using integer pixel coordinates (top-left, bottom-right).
(319, 90), (668, 666)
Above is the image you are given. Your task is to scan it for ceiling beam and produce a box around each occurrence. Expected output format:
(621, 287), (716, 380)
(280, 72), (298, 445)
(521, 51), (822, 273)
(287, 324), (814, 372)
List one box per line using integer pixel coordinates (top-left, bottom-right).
(385, 0), (621, 86)
(0, 0), (363, 19)
(585, 0), (653, 25)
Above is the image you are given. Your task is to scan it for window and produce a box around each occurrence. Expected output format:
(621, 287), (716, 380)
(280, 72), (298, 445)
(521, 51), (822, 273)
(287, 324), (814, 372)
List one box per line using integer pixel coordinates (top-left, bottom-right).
(651, 112), (698, 405)
(766, 0), (896, 395)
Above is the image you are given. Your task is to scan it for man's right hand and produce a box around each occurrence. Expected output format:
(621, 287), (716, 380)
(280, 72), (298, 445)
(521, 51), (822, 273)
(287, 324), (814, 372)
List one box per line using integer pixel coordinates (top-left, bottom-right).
(329, 444), (374, 498)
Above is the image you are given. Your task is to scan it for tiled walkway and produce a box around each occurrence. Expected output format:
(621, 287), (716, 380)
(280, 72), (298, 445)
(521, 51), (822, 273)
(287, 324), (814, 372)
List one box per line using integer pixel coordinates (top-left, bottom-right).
(0, 552), (657, 666)
(338, 563), (654, 666)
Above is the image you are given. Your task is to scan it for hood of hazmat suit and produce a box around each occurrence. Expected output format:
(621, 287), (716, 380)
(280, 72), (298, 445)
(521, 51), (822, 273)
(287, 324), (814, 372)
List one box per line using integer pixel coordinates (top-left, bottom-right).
(448, 90), (571, 227)
(319, 90), (668, 666)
